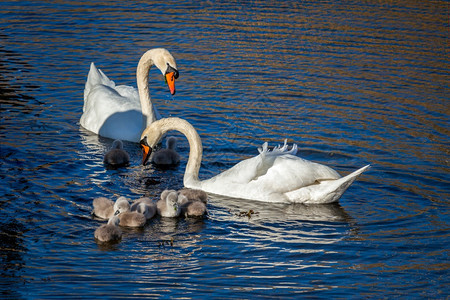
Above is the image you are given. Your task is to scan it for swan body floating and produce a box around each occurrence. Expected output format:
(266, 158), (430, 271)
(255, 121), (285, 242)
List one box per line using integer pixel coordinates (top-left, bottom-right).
(80, 48), (179, 142)
(94, 215), (122, 243)
(151, 136), (181, 166)
(140, 117), (370, 204)
(103, 139), (130, 169)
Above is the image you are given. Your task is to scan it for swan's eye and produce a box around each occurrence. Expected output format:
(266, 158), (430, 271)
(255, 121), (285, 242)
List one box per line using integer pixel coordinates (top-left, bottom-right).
(140, 136), (148, 147)
(165, 63), (179, 79)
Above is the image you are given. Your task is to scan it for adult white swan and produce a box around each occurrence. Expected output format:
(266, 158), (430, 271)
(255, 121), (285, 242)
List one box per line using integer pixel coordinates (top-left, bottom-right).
(80, 48), (179, 142)
(139, 117), (370, 204)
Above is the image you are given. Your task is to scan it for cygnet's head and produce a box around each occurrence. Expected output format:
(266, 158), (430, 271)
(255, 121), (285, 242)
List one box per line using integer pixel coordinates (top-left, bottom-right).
(114, 197), (130, 215)
(166, 191), (180, 213)
(161, 189), (177, 201)
(136, 202), (148, 215)
(179, 188), (208, 204)
(111, 139), (124, 150)
(166, 136), (178, 150)
(177, 194), (189, 206)
(108, 215), (121, 226)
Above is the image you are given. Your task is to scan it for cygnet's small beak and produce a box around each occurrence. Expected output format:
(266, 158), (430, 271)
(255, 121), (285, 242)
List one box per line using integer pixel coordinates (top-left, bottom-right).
(165, 72), (176, 95)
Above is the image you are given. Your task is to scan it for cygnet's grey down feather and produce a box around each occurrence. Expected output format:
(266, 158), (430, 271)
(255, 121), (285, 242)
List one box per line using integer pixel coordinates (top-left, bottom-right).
(94, 215), (122, 243)
(104, 139), (130, 168)
(177, 188), (208, 217)
(179, 188), (208, 204)
(151, 136), (180, 166)
(130, 197), (156, 220)
(93, 196), (130, 220)
(118, 211), (147, 227)
(113, 197), (147, 227)
(114, 196), (131, 215)
(133, 202), (157, 220)
(157, 190), (181, 217)
(92, 197), (114, 219)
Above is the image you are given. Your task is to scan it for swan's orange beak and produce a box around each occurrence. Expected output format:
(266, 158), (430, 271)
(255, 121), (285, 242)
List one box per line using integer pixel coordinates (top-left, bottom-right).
(165, 72), (176, 95)
(141, 144), (151, 165)
(140, 137), (152, 165)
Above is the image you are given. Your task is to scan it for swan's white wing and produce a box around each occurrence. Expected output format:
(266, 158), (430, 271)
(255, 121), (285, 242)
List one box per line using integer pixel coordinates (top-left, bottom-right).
(115, 84), (139, 100)
(201, 155), (262, 186)
(199, 140), (350, 202)
(245, 154), (341, 193)
(200, 141), (341, 200)
(81, 64), (143, 142)
(202, 141), (296, 187)
(83, 63), (116, 106)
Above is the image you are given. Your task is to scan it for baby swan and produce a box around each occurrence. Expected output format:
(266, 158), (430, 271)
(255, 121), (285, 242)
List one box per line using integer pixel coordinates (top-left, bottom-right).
(178, 188), (208, 217)
(151, 136), (180, 166)
(131, 197), (157, 220)
(104, 139), (130, 169)
(179, 188), (208, 204)
(92, 196), (130, 220)
(92, 197), (114, 219)
(116, 199), (147, 227)
(157, 190), (181, 217)
(94, 215), (122, 243)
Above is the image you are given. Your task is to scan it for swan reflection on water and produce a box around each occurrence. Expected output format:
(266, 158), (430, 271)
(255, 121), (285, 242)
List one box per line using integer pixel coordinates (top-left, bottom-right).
(207, 193), (353, 223)
(207, 193), (356, 247)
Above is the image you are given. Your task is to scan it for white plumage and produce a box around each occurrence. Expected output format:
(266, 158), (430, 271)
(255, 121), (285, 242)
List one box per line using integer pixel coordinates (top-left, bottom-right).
(140, 117), (370, 204)
(80, 48), (178, 142)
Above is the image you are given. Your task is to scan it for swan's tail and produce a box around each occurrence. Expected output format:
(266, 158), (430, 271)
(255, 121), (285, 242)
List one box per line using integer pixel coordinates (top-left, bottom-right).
(285, 164), (370, 204)
(83, 62), (116, 104)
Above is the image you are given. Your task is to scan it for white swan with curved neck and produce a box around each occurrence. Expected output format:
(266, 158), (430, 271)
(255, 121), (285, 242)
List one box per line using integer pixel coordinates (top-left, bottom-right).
(140, 117), (370, 204)
(80, 48), (179, 143)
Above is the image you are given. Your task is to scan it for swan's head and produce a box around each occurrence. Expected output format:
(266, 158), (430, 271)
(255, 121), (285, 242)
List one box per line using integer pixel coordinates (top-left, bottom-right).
(140, 118), (192, 165)
(140, 136), (154, 166)
(164, 63), (179, 95)
(139, 122), (164, 165)
(149, 48), (179, 95)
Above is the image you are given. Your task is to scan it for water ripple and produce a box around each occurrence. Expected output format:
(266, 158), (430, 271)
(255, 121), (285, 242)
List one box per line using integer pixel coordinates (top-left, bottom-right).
(0, 0), (448, 298)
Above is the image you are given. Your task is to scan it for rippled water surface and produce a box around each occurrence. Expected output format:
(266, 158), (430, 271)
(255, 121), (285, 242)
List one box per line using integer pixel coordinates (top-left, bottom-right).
(1, 1), (449, 298)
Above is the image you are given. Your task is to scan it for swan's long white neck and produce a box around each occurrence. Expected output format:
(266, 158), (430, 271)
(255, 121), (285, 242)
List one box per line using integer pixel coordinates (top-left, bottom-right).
(136, 50), (158, 127)
(143, 118), (203, 188)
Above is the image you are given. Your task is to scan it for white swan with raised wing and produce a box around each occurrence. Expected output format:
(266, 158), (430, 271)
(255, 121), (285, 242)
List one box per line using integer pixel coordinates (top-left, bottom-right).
(80, 48), (179, 142)
(139, 117), (370, 204)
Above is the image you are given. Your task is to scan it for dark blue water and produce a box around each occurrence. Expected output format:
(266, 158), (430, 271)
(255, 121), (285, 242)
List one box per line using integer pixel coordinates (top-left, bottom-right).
(1, 1), (448, 298)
